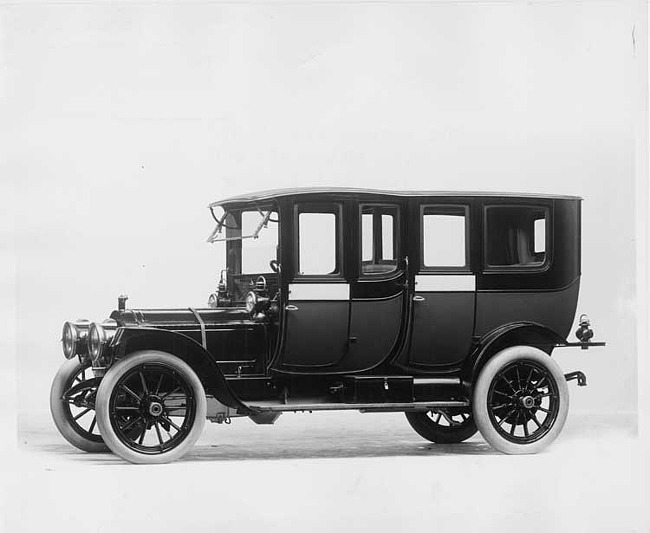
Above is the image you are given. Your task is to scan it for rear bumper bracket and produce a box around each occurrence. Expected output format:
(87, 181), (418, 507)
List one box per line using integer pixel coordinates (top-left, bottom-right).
(565, 371), (587, 386)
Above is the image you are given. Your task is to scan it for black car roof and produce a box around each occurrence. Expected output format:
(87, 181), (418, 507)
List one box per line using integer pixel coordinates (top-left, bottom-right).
(209, 187), (582, 208)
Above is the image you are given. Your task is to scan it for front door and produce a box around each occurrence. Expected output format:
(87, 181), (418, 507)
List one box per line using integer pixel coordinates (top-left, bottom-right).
(280, 202), (350, 368)
(408, 202), (476, 367)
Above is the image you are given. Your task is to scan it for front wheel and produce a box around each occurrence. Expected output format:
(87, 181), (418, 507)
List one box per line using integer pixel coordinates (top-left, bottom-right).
(95, 351), (207, 464)
(50, 358), (109, 453)
(472, 346), (569, 454)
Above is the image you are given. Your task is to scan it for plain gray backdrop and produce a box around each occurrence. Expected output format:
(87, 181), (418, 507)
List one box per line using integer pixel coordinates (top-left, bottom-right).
(1, 1), (648, 531)
(4, 0), (642, 417)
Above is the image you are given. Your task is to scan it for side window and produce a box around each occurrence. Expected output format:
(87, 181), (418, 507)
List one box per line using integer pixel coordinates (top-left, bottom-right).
(485, 206), (549, 268)
(360, 205), (399, 275)
(421, 205), (469, 269)
(297, 207), (340, 276)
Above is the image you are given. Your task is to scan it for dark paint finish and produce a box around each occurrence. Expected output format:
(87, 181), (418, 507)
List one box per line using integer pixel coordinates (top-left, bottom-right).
(408, 292), (476, 367)
(474, 279), (580, 340)
(88, 189), (591, 412)
(280, 300), (349, 367)
(110, 327), (251, 412)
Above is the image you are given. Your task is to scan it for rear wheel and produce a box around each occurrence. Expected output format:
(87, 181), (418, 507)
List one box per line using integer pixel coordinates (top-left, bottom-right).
(472, 346), (569, 454)
(405, 408), (477, 444)
(96, 351), (207, 464)
(50, 358), (109, 453)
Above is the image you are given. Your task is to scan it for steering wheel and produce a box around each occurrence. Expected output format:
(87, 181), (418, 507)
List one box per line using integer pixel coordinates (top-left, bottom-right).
(269, 260), (280, 273)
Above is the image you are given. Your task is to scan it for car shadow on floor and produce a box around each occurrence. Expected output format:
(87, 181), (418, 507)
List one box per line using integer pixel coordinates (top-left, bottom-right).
(27, 437), (498, 465)
(187, 440), (498, 462)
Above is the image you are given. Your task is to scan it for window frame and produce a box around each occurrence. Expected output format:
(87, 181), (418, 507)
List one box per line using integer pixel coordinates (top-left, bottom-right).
(358, 203), (401, 278)
(482, 204), (552, 273)
(293, 202), (344, 279)
(419, 204), (471, 272)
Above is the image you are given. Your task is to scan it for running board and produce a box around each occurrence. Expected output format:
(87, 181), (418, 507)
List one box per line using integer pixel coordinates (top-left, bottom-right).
(247, 400), (470, 413)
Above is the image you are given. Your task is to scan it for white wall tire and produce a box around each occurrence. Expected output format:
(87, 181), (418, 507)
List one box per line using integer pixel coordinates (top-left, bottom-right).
(96, 351), (207, 464)
(50, 358), (109, 453)
(472, 346), (569, 455)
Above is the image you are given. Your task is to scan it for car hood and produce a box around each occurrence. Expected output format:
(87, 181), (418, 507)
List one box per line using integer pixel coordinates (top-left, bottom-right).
(110, 307), (253, 328)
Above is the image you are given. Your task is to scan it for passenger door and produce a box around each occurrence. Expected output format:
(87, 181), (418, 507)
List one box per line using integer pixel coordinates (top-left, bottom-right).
(407, 202), (476, 367)
(280, 202), (350, 368)
(347, 204), (406, 370)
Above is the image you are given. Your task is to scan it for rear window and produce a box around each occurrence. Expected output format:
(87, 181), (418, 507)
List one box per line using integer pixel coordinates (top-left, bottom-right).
(484, 206), (549, 268)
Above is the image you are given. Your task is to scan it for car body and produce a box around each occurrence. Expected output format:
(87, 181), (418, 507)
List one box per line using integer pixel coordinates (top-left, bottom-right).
(51, 188), (604, 463)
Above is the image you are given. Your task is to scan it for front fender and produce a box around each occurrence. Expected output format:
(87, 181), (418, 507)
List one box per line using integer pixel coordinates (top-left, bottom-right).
(110, 327), (252, 414)
(463, 321), (566, 385)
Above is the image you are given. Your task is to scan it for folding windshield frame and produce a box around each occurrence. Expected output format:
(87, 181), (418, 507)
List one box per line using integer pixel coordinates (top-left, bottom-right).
(207, 205), (277, 243)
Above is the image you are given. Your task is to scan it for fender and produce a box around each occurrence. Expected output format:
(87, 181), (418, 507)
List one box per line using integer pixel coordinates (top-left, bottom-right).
(462, 321), (566, 386)
(110, 327), (252, 414)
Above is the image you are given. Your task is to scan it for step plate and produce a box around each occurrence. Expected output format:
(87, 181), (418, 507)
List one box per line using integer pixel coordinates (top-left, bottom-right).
(248, 400), (470, 413)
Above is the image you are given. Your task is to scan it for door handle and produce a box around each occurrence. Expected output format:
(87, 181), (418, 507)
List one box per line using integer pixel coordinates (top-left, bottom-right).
(285, 305), (299, 311)
(413, 295), (426, 302)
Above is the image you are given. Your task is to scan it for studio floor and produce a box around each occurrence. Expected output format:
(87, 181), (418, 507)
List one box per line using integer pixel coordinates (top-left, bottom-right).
(1, 409), (646, 533)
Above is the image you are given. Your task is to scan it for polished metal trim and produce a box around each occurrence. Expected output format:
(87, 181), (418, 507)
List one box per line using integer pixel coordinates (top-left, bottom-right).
(188, 307), (207, 349)
(413, 377), (462, 386)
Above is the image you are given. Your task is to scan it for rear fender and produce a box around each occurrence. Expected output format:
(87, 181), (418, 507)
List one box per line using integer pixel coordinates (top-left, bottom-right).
(463, 322), (566, 386)
(110, 327), (251, 414)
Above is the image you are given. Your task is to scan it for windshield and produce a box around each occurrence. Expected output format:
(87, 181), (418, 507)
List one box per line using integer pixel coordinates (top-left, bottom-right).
(208, 207), (279, 275)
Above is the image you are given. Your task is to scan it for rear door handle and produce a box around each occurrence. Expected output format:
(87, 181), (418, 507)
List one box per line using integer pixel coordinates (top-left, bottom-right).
(413, 295), (426, 302)
(285, 305), (299, 311)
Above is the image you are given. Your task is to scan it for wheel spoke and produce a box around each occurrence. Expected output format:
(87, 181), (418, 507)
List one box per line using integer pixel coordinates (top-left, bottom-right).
(155, 373), (164, 396)
(525, 367), (534, 389)
(139, 372), (149, 395)
(498, 408), (516, 426)
(121, 416), (144, 432)
(509, 413), (518, 436)
(73, 408), (91, 421)
(154, 421), (164, 449)
(165, 405), (188, 413)
(137, 427), (146, 445)
(89, 415), (97, 434)
(522, 417), (529, 438)
(531, 413), (542, 428)
(161, 415), (181, 432)
(161, 386), (181, 400)
(115, 406), (140, 411)
(120, 385), (142, 403)
(515, 366), (522, 390)
(537, 392), (556, 399)
(492, 390), (512, 398)
(498, 374), (517, 394)
(535, 376), (547, 390)
(434, 412), (442, 424)
(537, 406), (551, 414)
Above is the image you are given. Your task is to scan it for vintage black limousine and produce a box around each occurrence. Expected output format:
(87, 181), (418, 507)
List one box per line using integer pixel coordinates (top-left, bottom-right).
(51, 188), (604, 463)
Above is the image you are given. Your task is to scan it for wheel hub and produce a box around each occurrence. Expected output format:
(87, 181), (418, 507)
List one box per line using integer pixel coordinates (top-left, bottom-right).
(142, 396), (165, 418)
(521, 396), (535, 409)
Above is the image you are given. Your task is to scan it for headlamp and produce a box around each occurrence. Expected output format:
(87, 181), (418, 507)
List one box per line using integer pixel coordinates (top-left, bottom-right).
(61, 320), (90, 359)
(87, 319), (118, 365)
(245, 292), (257, 314)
